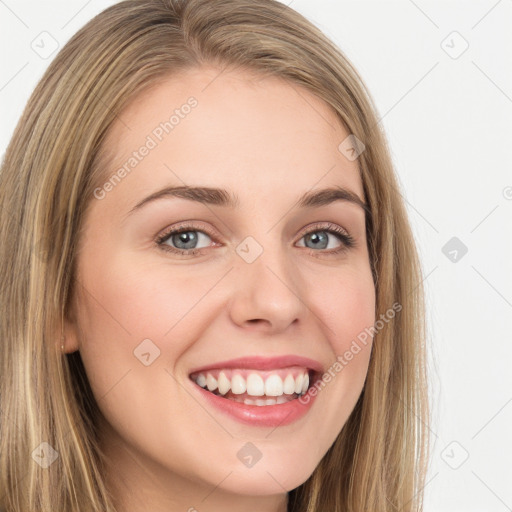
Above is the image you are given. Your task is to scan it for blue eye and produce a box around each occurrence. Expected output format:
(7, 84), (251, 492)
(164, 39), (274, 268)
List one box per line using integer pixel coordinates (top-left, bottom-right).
(155, 221), (355, 257)
(297, 225), (355, 253)
(162, 230), (212, 252)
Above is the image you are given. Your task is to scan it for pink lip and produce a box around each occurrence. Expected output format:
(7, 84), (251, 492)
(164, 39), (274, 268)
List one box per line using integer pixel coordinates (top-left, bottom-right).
(188, 354), (324, 375)
(187, 355), (323, 427)
(193, 384), (318, 427)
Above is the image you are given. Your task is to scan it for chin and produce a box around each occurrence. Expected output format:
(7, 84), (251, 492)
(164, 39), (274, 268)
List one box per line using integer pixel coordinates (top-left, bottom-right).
(220, 459), (317, 495)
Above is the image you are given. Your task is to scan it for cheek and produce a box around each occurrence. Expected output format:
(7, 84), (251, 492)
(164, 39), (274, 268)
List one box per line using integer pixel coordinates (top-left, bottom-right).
(74, 253), (226, 397)
(77, 253), (212, 340)
(306, 266), (375, 420)
(72, 259), (170, 391)
(311, 265), (376, 350)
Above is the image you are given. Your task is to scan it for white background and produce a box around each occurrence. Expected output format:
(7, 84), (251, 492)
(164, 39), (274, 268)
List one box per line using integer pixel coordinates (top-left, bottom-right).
(1, 1), (511, 511)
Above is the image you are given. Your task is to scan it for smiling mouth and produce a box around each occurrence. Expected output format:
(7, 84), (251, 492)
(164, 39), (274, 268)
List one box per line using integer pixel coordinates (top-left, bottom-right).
(189, 367), (318, 406)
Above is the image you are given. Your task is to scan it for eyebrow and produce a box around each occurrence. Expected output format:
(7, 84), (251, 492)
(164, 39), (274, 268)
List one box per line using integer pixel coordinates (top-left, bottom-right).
(126, 185), (369, 217)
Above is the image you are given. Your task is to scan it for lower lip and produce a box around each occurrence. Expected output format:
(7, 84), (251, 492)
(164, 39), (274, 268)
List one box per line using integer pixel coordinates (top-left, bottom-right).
(190, 380), (318, 427)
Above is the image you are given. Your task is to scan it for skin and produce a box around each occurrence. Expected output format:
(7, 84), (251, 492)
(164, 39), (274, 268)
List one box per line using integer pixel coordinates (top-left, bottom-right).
(63, 66), (376, 512)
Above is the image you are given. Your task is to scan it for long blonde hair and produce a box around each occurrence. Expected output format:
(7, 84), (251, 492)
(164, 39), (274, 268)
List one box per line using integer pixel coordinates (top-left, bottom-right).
(0, 0), (430, 510)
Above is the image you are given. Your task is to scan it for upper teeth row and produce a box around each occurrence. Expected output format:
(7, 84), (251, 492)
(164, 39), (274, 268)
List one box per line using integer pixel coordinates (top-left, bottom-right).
(193, 371), (310, 397)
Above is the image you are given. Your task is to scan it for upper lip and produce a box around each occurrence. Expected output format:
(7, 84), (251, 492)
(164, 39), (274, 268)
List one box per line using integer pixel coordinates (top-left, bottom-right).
(188, 355), (324, 375)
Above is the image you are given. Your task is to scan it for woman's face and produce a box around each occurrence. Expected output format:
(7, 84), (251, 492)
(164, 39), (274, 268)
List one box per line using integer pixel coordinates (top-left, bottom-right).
(66, 66), (376, 511)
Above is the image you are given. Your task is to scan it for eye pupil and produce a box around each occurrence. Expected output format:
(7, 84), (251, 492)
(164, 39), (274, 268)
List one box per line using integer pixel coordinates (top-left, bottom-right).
(305, 231), (328, 249)
(173, 231), (198, 249)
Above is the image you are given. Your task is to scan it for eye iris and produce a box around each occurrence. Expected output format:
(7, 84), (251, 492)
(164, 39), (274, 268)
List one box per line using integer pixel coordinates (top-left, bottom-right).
(173, 231), (198, 250)
(305, 231), (328, 249)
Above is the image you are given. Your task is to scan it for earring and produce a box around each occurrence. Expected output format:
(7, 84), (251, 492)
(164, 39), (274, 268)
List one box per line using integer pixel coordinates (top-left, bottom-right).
(61, 333), (65, 354)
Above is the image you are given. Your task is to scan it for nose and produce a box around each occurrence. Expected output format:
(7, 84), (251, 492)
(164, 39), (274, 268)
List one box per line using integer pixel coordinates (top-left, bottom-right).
(227, 243), (307, 333)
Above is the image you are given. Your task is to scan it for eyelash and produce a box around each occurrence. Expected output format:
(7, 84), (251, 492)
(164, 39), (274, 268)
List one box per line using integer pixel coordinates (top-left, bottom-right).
(155, 221), (356, 258)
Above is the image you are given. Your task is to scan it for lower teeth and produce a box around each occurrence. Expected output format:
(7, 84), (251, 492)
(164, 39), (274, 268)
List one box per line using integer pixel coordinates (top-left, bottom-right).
(208, 389), (298, 406)
(230, 395), (294, 406)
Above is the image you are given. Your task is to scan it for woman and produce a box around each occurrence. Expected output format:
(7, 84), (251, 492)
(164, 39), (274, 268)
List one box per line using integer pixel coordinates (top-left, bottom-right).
(0, 0), (430, 510)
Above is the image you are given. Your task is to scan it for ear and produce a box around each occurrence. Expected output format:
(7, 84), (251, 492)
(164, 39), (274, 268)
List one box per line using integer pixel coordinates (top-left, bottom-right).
(62, 315), (80, 354)
(60, 298), (81, 354)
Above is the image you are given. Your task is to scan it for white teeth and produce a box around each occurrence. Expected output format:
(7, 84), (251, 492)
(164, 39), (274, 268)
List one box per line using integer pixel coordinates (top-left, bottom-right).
(294, 374), (304, 394)
(193, 369), (312, 398)
(264, 374), (283, 396)
(231, 374), (247, 394)
(206, 374), (218, 392)
(283, 374), (296, 395)
(301, 373), (309, 394)
(244, 396), (292, 406)
(196, 373), (206, 388)
(228, 395), (295, 406)
(217, 371), (231, 395)
(246, 373), (265, 396)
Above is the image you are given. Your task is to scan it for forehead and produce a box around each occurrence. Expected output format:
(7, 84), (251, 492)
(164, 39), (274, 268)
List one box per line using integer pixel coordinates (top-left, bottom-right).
(97, 66), (364, 211)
